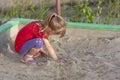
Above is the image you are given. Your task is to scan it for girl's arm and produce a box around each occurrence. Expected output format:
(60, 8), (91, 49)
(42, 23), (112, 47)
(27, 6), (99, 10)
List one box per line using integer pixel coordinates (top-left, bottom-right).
(42, 38), (58, 61)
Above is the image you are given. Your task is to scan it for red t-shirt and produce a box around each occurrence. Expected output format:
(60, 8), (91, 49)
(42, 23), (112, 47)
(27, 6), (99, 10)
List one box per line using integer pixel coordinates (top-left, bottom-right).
(14, 20), (48, 52)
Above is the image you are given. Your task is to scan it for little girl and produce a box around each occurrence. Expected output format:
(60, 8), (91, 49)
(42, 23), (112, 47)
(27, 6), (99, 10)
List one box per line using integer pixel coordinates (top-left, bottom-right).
(14, 13), (66, 64)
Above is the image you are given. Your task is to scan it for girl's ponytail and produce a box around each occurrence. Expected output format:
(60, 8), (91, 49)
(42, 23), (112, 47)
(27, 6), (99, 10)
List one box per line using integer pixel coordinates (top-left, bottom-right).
(43, 13), (57, 30)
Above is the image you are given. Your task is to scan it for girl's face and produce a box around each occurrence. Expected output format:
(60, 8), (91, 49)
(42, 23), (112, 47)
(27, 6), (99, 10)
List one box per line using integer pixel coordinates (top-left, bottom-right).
(45, 27), (63, 36)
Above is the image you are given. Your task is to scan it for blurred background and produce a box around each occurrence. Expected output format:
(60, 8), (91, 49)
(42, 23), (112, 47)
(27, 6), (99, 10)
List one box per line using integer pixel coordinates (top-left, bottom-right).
(0, 0), (119, 25)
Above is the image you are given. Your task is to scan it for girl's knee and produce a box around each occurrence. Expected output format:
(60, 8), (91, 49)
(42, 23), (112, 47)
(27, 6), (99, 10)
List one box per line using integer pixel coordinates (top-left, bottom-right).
(29, 48), (41, 55)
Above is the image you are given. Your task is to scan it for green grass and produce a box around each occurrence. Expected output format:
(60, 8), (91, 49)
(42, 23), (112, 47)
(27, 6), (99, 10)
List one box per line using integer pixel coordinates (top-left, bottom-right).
(0, 0), (120, 25)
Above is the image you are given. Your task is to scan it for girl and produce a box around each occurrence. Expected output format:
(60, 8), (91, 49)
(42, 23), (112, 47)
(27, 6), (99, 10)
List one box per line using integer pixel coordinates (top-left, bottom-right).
(14, 13), (66, 64)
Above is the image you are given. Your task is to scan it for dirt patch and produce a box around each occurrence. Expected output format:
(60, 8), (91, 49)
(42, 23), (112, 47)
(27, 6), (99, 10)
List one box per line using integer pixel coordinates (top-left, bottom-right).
(1, 28), (120, 80)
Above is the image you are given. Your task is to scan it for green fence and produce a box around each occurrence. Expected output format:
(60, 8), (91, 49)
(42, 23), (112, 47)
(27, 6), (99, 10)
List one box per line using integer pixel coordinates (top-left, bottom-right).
(0, 18), (120, 35)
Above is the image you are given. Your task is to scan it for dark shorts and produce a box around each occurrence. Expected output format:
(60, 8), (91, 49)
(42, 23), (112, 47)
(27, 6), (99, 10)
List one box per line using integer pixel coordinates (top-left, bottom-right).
(19, 38), (44, 55)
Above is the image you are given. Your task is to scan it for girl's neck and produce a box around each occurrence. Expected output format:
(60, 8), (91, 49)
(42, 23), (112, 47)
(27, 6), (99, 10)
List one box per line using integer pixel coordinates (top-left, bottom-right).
(37, 21), (45, 32)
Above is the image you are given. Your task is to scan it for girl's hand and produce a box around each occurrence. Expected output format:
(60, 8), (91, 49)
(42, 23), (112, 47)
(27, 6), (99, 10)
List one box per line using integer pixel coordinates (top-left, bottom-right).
(55, 58), (66, 63)
(40, 51), (48, 57)
(39, 48), (48, 57)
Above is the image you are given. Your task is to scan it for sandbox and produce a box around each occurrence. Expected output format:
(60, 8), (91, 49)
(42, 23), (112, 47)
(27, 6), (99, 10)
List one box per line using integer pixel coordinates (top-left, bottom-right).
(0, 18), (120, 80)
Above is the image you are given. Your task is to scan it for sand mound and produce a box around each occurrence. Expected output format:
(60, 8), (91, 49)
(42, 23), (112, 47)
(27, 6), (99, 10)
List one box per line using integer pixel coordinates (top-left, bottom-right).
(1, 28), (120, 80)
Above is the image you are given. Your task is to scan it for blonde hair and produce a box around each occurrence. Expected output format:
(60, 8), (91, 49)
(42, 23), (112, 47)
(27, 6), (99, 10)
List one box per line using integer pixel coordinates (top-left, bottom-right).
(43, 13), (66, 37)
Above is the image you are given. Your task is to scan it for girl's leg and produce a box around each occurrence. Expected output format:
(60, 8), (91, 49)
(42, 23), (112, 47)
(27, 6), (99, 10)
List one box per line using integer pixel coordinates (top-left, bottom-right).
(19, 38), (44, 55)
(29, 48), (41, 57)
(19, 38), (44, 64)
(21, 48), (42, 65)
(39, 48), (48, 57)
(29, 48), (40, 55)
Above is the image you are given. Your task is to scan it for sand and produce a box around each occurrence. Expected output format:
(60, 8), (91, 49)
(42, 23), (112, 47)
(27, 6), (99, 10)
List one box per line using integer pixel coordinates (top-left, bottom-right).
(1, 28), (120, 80)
